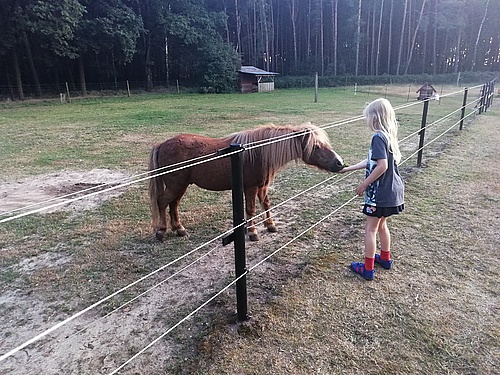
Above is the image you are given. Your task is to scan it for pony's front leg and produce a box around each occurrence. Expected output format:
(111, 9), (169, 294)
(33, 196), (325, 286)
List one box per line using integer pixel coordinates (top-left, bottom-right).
(257, 186), (276, 233)
(244, 187), (259, 241)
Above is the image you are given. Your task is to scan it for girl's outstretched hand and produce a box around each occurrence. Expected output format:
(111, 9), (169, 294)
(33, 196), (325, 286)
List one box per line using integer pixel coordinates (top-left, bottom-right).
(355, 182), (368, 196)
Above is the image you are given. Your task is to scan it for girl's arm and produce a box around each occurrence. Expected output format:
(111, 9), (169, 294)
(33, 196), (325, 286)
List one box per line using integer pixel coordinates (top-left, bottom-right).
(355, 158), (388, 196)
(338, 159), (367, 173)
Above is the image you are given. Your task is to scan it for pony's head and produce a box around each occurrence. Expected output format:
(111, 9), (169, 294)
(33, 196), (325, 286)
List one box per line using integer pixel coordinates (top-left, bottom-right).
(231, 123), (344, 174)
(297, 124), (345, 172)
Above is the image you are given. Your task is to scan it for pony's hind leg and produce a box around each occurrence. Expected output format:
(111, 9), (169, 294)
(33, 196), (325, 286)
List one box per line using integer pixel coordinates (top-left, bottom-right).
(156, 185), (188, 240)
(155, 194), (169, 241)
(169, 189), (188, 237)
(258, 186), (276, 233)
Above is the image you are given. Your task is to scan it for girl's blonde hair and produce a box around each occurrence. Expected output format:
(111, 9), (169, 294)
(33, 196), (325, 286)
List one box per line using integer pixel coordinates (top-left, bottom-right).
(363, 98), (402, 164)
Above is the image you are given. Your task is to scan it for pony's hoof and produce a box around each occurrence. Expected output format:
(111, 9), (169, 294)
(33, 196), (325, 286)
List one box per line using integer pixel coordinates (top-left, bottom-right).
(248, 233), (259, 241)
(176, 229), (188, 237)
(155, 230), (166, 242)
(266, 225), (277, 233)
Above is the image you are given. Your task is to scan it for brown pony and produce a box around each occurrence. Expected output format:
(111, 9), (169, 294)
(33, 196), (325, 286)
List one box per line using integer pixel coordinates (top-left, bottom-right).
(148, 123), (344, 241)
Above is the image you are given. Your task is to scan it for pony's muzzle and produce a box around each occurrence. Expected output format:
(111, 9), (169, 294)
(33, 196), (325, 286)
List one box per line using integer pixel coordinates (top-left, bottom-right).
(330, 158), (345, 172)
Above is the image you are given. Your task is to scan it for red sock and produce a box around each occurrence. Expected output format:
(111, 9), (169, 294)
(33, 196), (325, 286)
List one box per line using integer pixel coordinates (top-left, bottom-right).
(380, 250), (391, 261)
(364, 257), (375, 271)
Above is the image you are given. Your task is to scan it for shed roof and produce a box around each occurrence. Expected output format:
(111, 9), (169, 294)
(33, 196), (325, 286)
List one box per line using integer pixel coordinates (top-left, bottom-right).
(238, 66), (279, 76)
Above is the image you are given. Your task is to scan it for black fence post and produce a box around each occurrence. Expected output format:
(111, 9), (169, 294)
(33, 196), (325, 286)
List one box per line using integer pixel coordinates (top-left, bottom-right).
(459, 88), (468, 131)
(486, 80), (494, 111)
(219, 144), (248, 321)
(478, 84), (486, 114)
(417, 100), (429, 168)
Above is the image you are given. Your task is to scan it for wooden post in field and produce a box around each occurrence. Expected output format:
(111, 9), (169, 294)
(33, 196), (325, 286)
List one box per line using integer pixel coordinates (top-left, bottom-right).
(314, 72), (318, 103)
(126, 80), (131, 97)
(65, 82), (71, 103)
(417, 100), (429, 168)
(459, 88), (468, 130)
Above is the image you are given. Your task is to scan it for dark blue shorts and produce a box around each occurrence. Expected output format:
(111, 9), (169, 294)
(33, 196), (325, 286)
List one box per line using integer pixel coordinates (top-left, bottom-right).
(363, 204), (404, 218)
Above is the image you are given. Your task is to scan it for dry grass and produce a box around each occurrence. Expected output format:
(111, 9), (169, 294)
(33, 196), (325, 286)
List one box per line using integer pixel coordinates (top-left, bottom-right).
(192, 107), (500, 375)
(0, 87), (497, 374)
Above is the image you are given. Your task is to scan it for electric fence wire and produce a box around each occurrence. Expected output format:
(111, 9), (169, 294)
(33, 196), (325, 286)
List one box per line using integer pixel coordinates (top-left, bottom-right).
(0, 148), (241, 224)
(1, 85), (478, 221)
(0, 218), (246, 362)
(0, 85), (485, 368)
(400, 109), (478, 165)
(107, 192), (360, 375)
(105, 101), (479, 371)
(107, 95), (483, 371)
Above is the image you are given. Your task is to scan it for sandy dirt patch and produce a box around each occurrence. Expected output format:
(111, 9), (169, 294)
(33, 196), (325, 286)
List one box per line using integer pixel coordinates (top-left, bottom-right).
(0, 169), (132, 215)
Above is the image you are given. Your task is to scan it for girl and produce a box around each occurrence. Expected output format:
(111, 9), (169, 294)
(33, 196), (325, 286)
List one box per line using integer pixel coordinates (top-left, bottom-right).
(340, 98), (404, 280)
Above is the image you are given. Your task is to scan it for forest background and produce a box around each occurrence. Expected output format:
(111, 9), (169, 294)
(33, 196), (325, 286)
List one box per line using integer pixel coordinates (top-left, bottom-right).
(1, 0), (499, 99)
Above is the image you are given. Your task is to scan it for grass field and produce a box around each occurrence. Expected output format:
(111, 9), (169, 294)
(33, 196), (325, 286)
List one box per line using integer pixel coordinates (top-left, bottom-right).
(0, 84), (496, 374)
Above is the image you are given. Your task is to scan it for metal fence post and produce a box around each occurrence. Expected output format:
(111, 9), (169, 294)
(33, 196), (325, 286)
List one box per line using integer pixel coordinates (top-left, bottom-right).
(219, 144), (248, 321)
(479, 84), (486, 114)
(459, 88), (468, 131)
(417, 100), (429, 168)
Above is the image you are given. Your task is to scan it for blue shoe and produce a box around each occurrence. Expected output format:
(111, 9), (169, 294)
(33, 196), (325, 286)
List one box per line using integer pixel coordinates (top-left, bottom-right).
(374, 254), (393, 270)
(350, 262), (374, 280)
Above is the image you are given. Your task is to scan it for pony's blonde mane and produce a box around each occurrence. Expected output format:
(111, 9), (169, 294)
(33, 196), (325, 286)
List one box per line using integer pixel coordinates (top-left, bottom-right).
(229, 123), (332, 178)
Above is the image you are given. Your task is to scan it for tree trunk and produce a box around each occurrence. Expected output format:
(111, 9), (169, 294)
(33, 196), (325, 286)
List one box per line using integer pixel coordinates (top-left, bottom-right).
(223, 2), (230, 43)
(261, 0), (270, 71)
(234, 0), (242, 54)
(387, 0), (394, 74)
(432, 0), (438, 75)
(165, 33), (170, 87)
(320, 0), (324, 76)
(454, 26), (462, 74)
(288, 0), (298, 71)
(145, 34), (153, 91)
(270, 0), (276, 72)
(22, 31), (41, 97)
(370, 3), (376, 75)
(332, 0), (338, 75)
(376, 0), (384, 75)
(404, 0), (427, 75)
(396, 0), (408, 75)
(253, 2), (257, 65)
(406, 0), (412, 62)
(4, 60), (16, 101)
(306, 0), (312, 60)
(471, 0), (489, 72)
(12, 49), (24, 100)
(355, 0), (362, 76)
(78, 55), (87, 97)
(422, 9), (428, 73)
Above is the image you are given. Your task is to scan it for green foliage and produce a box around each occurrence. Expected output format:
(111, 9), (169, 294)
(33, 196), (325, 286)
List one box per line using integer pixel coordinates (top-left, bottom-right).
(26, 0), (85, 58)
(199, 41), (239, 93)
(76, 0), (143, 62)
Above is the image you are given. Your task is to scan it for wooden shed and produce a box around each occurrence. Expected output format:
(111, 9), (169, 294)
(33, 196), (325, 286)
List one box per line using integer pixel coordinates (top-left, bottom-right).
(238, 66), (279, 93)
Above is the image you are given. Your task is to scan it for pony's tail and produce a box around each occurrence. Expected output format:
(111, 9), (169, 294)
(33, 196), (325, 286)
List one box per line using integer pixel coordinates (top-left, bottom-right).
(148, 146), (163, 228)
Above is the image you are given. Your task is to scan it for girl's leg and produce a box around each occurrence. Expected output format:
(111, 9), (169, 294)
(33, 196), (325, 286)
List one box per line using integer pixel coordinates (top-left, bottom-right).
(364, 216), (382, 259)
(351, 216), (382, 280)
(378, 217), (391, 257)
